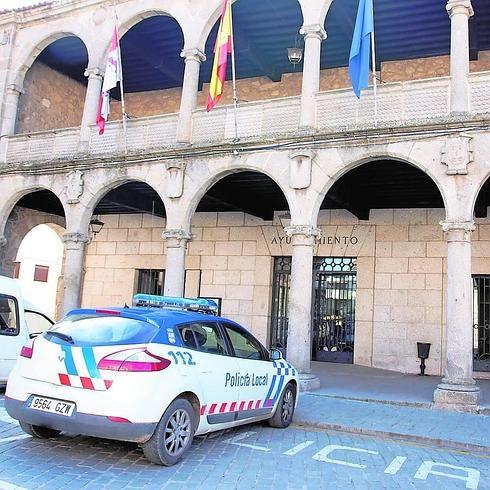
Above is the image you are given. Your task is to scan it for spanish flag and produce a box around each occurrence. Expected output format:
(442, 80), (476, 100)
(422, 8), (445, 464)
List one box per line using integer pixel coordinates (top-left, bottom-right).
(206, 0), (233, 112)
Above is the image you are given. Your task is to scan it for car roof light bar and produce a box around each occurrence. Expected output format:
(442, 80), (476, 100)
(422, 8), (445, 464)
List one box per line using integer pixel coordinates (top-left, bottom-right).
(133, 294), (218, 315)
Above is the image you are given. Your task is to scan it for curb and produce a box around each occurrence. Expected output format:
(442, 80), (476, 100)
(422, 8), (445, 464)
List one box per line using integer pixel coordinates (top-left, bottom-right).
(305, 392), (433, 409)
(292, 418), (490, 456)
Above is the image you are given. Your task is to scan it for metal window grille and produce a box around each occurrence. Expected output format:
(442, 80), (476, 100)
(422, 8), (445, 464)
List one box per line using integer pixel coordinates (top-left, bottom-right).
(137, 269), (165, 296)
(270, 257), (292, 352)
(473, 275), (490, 372)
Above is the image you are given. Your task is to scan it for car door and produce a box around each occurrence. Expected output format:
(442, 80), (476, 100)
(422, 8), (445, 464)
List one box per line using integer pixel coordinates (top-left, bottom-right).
(220, 322), (277, 421)
(176, 321), (240, 427)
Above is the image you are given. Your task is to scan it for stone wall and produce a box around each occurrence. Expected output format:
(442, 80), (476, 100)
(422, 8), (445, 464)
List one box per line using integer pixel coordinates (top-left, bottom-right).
(17, 62), (86, 133)
(78, 206), (490, 377)
(21, 51), (490, 131)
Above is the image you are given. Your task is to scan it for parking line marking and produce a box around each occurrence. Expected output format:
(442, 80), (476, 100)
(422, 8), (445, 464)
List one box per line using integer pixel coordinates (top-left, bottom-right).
(283, 440), (315, 456)
(384, 456), (407, 475)
(0, 435), (30, 444)
(223, 431), (270, 452)
(0, 481), (27, 490)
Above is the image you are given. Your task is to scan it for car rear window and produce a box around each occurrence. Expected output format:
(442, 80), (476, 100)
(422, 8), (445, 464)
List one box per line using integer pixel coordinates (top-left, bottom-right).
(44, 314), (158, 346)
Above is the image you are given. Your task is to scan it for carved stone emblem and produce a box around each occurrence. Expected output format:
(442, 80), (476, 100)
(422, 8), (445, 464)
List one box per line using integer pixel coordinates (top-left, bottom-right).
(441, 135), (473, 175)
(289, 150), (316, 189)
(64, 170), (84, 204)
(165, 161), (186, 198)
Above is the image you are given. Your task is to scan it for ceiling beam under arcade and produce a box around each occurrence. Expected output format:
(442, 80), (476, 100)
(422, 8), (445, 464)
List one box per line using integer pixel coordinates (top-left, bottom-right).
(96, 188), (165, 218)
(201, 192), (274, 220)
(326, 189), (370, 221)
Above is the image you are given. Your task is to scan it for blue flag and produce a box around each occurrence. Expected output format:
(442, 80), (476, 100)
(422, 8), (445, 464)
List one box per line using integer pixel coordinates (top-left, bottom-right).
(349, 0), (374, 98)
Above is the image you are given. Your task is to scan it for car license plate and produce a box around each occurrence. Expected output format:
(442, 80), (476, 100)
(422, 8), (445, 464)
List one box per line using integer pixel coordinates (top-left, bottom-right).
(29, 396), (75, 417)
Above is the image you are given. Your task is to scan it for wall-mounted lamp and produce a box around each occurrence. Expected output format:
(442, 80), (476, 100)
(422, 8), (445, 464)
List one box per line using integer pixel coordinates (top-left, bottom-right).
(287, 47), (303, 66)
(89, 217), (105, 237)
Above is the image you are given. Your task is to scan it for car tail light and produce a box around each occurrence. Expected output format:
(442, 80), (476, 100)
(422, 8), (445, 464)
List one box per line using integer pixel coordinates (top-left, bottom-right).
(97, 348), (171, 372)
(107, 416), (131, 423)
(20, 338), (35, 359)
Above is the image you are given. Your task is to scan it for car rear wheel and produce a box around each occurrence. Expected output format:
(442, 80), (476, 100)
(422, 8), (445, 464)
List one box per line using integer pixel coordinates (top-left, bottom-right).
(268, 382), (296, 428)
(142, 398), (196, 466)
(19, 422), (61, 438)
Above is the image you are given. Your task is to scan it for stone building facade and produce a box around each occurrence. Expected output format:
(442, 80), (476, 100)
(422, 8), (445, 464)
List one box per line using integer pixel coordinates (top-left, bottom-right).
(0, 0), (489, 411)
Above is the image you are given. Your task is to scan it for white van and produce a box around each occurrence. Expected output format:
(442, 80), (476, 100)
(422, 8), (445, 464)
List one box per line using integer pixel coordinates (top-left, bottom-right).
(0, 275), (54, 383)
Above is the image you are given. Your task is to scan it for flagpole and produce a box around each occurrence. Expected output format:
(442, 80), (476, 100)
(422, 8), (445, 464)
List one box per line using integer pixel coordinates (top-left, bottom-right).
(113, 5), (128, 155)
(370, 0), (378, 127)
(228, 0), (239, 142)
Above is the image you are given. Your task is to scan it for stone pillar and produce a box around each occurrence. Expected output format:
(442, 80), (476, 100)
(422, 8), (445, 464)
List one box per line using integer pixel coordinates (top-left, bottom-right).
(0, 84), (21, 137)
(299, 25), (326, 129)
(162, 229), (192, 296)
(60, 232), (90, 315)
(434, 220), (480, 411)
(78, 68), (103, 152)
(0, 236), (7, 276)
(176, 49), (206, 143)
(446, 0), (474, 114)
(285, 225), (321, 391)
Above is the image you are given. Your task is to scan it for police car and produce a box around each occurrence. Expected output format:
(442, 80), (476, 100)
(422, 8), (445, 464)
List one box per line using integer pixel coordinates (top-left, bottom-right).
(5, 295), (298, 466)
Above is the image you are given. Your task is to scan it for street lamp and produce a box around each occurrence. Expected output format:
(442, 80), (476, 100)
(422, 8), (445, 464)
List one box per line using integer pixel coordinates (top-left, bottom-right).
(89, 217), (105, 237)
(287, 47), (303, 67)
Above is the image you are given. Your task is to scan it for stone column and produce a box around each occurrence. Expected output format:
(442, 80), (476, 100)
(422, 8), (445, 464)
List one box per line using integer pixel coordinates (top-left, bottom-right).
(0, 236), (7, 276)
(60, 232), (90, 315)
(78, 68), (103, 152)
(299, 25), (327, 129)
(285, 225), (321, 391)
(446, 0), (474, 114)
(162, 229), (192, 296)
(0, 84), (21, 137)
(434, 220), (480, 411)
(176, 49), (206, 144)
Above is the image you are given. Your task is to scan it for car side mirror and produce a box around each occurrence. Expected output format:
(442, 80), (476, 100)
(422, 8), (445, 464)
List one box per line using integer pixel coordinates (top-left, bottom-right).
(270, 348), (283, 361)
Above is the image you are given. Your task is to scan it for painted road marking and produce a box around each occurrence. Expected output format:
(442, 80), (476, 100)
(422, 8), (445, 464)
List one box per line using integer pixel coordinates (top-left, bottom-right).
(312, 444), (379, 469)
(384, 456), (407, 475)
(283, 440), (315, 456)
(223, 431), (270, 452)
(414, 461), (480, 489)
(0, 435), (30, 444)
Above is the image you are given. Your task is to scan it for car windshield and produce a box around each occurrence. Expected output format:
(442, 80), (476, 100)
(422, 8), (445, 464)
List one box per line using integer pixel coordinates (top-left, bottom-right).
(44, 314), (158, 346)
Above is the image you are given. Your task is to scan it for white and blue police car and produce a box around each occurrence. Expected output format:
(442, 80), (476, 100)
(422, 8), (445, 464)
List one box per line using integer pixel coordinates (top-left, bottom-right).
(5, 295), (298, 466)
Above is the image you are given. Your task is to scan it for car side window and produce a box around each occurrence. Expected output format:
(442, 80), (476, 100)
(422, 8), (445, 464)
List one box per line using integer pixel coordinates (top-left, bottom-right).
(221, 323), (265, 361)
(178, 322), (228, 356)
(0, 294), (19, 336)
(25, 310), (54, 336)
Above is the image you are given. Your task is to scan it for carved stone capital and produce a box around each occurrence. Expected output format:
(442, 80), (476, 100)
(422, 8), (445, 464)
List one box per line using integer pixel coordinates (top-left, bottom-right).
(84, 67), (103, 80)
(165, 161), (186, 198)
(62, 232), (90, 249)
(0, 236), (6, 248)
(300, 24), (327, 41)
(180, 48), (206, 63)
(446, 0), (474, 18)
(440, 220), (475, 242)
(441, 134), (473, 175)
(63, 170), (85, 204)
(162, 229), (192, 248)
(289, 149), (316, 189)
(285, 225), (321, 246)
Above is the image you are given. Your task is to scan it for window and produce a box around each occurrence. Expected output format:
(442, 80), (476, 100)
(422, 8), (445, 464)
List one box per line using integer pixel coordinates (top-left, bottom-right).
(178, 322), (228, 356)
(25, 310), (54, 336)
(0, 294), (19, 336)
(12, 262), (20, 279)
(34, 265), (49, 283)
(221, 323), (265, 361)
(136, 269), (165, 295)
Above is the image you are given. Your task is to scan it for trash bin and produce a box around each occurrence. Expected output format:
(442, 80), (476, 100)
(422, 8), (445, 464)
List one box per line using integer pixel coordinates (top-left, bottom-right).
(417, 342), (431, 376)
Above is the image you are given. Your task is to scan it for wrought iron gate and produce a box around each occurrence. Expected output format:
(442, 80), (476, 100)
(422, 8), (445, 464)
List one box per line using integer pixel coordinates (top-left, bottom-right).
(312, 258), (357, 363)
(473, 275), (490, 371)
(269, 256), (357, 364)
(270, 257), (291, 353)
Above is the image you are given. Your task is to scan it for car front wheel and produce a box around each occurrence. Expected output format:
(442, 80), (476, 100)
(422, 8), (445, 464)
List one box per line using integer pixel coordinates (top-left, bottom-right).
(19, 422), (61, 438)
(268, 382), (296, 428)
(142, 398), (196, 466)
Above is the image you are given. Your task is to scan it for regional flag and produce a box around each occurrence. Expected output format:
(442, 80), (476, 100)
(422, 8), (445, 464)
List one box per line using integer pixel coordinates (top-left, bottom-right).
(96, 25), (122, 134)
(206, 0), (233, 112)
(349, 0), (374, 98)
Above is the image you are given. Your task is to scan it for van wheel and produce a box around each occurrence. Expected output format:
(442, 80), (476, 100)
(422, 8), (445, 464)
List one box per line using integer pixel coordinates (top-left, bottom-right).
(20, 422), (61, 438)
(268, 382), (296, 428)
(142, 398), (196, 466)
